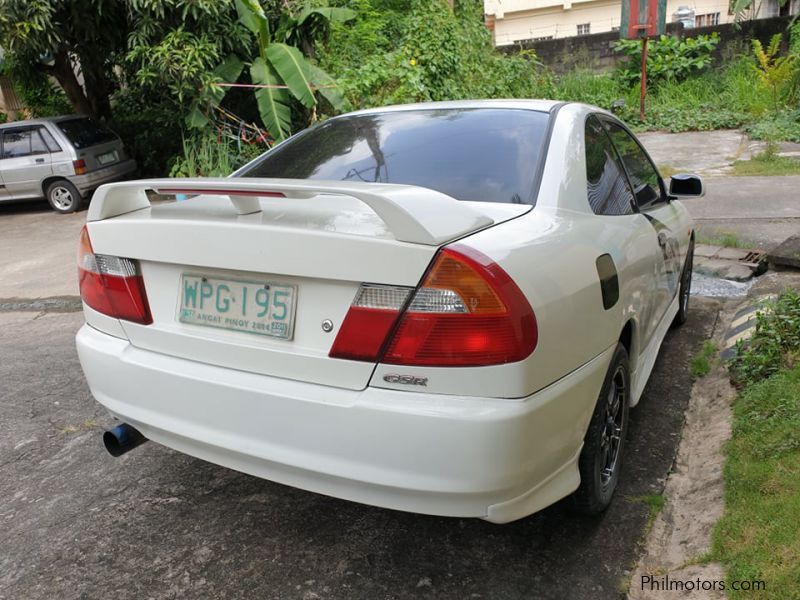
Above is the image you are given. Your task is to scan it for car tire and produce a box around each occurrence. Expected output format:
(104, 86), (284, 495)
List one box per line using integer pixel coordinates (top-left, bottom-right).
(671, 238), (694, 328)
(45, 180), (83, 214)
(570, 342), (630, 515)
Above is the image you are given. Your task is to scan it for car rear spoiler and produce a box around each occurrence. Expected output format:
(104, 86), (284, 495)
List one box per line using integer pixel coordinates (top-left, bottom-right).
(87, 178), (494, 246)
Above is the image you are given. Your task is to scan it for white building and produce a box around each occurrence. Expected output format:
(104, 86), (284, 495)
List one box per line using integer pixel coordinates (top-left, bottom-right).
(484, 0), (798, 45)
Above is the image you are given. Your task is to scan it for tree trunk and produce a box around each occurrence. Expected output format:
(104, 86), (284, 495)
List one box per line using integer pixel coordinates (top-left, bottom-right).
(79, 55), (113, 120)
(41, 49), (93, 116)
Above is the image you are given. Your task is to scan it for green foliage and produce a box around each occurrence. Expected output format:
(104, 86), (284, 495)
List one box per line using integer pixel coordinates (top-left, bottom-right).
(550, 69), (619, 108)
(108, 89), (182, 178)
(691, 340), (718, 379)
(711, 364), (800, 597)
(730, 290), (800, 389)
(191, 0), (347, 142)
(0, 0), (128, 117)
(751, 34), (797, 113)
(127, 28), (223, 104)
(2, 58), (71, 117)
(745, 111), (800, 143)
(317, 0), (545, 109)
(614, 34), (720, 87)
(168, 134), (266, 177)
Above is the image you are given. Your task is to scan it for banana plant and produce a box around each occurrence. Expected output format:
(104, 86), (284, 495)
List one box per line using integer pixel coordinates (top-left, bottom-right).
(189, 0), (349, 142)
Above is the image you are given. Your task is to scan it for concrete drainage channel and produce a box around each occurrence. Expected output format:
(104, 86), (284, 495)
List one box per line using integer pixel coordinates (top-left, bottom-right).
(691, 234), (800, 298)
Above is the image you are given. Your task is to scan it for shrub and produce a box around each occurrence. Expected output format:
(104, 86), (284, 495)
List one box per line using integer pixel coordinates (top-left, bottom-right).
(108, 89), (184, 178)
(169, 134), (266, 178)
(614, 33), (720, 87)
(745, 111), (800, 143)
(751, 34), (797, 114)
(318, 0), (546, 109)
(730, 289), (800, 389)
(550, 70), (622, 110)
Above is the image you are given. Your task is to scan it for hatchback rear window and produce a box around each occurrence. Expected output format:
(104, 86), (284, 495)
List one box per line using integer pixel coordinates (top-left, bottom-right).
(56, 117), (117, 149)
(239, 108), (550, 205)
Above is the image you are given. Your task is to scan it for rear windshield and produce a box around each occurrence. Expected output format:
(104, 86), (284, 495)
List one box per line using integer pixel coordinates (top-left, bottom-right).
(239, 108), (550, 204)
(56, 117), (117, 149)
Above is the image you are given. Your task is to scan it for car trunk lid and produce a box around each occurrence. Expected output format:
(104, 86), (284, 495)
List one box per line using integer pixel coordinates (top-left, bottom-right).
(83, 178), (529, 390)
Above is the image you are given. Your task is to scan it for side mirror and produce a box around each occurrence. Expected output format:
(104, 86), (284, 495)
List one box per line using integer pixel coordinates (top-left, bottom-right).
(669, 173), (704, 198)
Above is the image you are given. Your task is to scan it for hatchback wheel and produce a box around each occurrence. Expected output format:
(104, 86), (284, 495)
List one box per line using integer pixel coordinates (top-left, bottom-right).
(571, 343), (630, 515)
(46, 180), (82, 214)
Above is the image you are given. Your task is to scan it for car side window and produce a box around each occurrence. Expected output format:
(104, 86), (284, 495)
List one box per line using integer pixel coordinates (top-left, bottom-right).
(584, 115), (635, 216)
(603, 121), (664, 210)
(37, 126), (62, 152)
(1, 128), (49, 159)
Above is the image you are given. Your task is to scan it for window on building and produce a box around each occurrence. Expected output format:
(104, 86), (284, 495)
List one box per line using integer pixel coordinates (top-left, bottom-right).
(533, 35), (554, 41)
(694, 12), (720, 26)
(611, 26), (620, 32)
(577, 23), (591, 35)
(584, 115), (635, 216)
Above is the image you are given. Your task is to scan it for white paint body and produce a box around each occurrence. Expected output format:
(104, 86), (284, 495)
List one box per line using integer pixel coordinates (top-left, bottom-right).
(76, 101), (694, 523)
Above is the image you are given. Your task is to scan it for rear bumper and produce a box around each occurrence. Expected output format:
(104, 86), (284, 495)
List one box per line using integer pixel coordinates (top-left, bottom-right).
(76, 325), (613, 523)
(72, 159), (137, 195)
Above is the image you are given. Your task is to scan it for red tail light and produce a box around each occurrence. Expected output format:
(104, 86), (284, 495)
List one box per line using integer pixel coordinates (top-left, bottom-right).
(72, 159), (87, 175)
(77, 226), (152, 324)
(329, 245), (537, 367)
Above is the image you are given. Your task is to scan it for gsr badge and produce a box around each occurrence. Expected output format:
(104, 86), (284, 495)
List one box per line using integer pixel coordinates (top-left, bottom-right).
(383, 374), (428, 386)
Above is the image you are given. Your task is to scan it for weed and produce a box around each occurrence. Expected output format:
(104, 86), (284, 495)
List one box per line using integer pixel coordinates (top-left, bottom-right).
(697, 232), (747, 248)
(730, 289), (800, 388)
(730, 153), (800, 177)
(691, 340), (718, 378)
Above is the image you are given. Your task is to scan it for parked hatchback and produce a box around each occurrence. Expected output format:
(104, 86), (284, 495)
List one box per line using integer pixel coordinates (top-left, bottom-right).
(0, 116), (136, 213)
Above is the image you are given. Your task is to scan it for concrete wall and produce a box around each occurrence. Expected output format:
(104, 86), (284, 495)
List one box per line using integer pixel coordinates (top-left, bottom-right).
(500, 15), (798, 72)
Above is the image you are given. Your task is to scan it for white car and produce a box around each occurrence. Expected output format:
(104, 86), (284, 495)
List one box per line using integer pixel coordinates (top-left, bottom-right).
(75, 100), (702, 523)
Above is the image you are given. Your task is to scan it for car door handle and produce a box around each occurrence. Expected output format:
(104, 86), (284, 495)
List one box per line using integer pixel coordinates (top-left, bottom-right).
(657, 232), (668, 248)
(35, 158), (45, 164)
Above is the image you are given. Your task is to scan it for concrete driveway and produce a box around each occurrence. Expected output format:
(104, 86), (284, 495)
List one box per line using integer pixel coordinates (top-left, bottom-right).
(0, 192), (722, 599)
(0, 200), (84, 301)
(639, 130), (800, 250)
(0, 304), (717, 600)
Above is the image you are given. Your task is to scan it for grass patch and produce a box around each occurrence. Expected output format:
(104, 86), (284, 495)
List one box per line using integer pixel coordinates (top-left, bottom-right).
(711, 288), (800, 597)
(730, 154), (800, 176)
(697, 232), (749, 249)
(710, 365), (800, 597)
(691, 340), (718, 378)
(630, 494), (666, 534)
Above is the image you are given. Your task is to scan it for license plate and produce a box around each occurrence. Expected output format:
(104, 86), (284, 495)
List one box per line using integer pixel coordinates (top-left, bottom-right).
(97, 151), (117, 165)
(178, 274), (297, 340)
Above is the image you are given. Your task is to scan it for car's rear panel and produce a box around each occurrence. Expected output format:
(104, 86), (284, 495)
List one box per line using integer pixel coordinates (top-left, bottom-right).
(84, 195), (438, 390)
(83, 190), (532, 391)
(53, 116), (127, 174)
